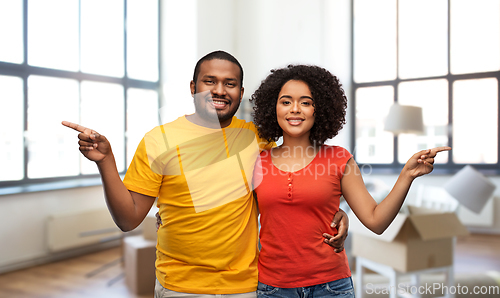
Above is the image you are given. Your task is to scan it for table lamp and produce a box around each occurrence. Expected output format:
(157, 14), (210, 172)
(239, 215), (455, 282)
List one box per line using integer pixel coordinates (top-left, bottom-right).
(443, 165), (497, 214)
(384, 103), (424, 135)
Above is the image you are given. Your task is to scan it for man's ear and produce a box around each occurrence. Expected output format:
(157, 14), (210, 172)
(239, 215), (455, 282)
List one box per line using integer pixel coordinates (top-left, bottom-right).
(240, 87), (244, 102)
(190, 80), (195, 97)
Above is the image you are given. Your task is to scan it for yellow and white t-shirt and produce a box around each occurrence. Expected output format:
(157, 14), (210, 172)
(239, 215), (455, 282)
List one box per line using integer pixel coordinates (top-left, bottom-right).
(123, 115), (273, 294)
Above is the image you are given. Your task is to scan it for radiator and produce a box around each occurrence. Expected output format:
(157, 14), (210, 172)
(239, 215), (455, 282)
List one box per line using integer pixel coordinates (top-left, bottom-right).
(47, 209), (122, 252)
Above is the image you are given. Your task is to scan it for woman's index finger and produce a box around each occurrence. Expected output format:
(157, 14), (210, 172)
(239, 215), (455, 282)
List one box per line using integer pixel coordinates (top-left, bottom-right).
(431, 146), (452, 156)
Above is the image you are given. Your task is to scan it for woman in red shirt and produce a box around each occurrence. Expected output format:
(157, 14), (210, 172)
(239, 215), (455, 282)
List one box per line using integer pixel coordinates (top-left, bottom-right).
(250, 65), (450, 298)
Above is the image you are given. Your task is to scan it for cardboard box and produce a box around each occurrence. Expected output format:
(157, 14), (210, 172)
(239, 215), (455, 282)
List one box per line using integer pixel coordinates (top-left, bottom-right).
(350, 205), (469, 272)
(124, 235), (157, 295)
(142, 213), (158, 241)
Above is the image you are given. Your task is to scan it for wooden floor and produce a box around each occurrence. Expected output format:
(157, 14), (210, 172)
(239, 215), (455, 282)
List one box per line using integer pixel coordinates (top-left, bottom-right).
(0, 247), (149, 298)
(0, 234), (499, 298)
(455, 233), (500, 274)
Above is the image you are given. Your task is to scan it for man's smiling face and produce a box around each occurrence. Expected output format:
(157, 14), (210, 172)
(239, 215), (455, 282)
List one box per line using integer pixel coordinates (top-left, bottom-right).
(190, 59), (244, 128)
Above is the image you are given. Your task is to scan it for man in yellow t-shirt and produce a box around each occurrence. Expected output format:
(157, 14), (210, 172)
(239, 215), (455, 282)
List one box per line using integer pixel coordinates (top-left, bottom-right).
(62, 50), (348, 297)
(124, 115), (273, 294)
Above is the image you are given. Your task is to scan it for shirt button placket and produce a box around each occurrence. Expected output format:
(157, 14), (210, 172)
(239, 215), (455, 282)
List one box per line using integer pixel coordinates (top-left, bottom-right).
(287, 172), (292, 199)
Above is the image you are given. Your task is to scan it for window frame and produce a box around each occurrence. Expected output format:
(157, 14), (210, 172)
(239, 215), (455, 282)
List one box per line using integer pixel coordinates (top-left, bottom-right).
(350, 0), (500, 174)
(0, 0), (162, 193)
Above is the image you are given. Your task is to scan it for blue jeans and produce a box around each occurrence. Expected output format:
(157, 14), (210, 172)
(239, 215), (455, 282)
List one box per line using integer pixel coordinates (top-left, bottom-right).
(257, 277), (354, 298)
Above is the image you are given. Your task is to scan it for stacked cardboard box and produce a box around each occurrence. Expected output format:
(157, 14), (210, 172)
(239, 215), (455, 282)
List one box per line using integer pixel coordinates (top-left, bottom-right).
(350, 205), (469, 272)
(142, 213), (158, 241)
(124, 213), (158, 295)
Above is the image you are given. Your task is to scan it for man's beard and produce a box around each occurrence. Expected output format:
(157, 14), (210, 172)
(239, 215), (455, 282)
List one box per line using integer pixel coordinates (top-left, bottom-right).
(193, 89), (241, 124)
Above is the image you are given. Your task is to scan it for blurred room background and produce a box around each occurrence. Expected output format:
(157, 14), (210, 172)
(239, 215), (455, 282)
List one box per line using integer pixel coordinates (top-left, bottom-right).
(0, 0), (499, 297)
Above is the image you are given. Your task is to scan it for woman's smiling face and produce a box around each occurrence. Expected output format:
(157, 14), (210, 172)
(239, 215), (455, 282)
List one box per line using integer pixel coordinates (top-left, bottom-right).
(276, 80), (315, 141)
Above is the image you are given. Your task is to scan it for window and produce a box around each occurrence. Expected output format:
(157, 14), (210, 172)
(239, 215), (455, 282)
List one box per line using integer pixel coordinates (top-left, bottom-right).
(0, 0), (160, 190)
(352, 0), (500, 172)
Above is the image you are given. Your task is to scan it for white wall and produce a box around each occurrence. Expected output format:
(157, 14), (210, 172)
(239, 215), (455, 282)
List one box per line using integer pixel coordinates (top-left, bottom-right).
(160, 0), (197, 123)
(234, 0), (326, 93)
(197, 0), (236, 57)
(0, 185), (110, 272)
(323, 0), (352, 149)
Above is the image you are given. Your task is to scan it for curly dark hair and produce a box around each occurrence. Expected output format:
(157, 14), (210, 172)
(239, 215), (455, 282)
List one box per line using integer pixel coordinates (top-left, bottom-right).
(250, 64), (348, 145)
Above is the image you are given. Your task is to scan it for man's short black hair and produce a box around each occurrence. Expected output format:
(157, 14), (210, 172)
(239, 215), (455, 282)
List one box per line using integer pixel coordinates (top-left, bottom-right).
(193, 50), (244, 87)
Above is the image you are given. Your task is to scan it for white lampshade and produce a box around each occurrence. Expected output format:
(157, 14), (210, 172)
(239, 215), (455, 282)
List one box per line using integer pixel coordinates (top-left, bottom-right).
(384, 103), (424, 135)
(443, 165), (496, 214)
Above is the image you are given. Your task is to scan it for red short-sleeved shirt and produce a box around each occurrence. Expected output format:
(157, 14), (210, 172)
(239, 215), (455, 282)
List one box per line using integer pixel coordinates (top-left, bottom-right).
(254, 145), (353, 288)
